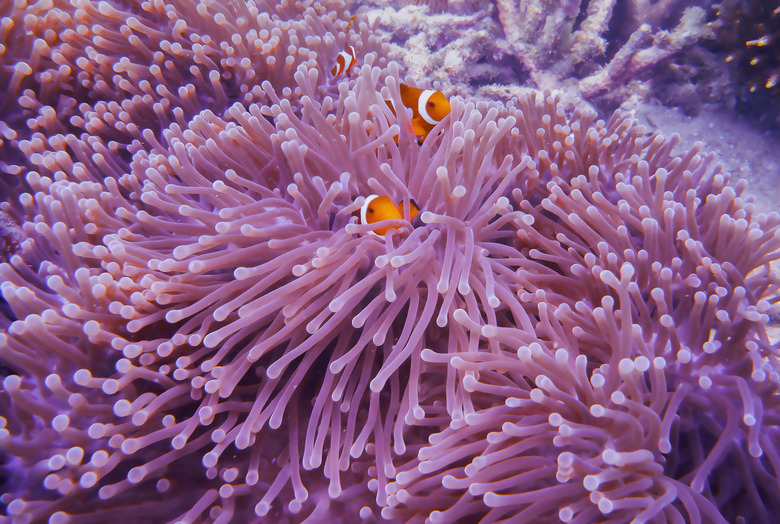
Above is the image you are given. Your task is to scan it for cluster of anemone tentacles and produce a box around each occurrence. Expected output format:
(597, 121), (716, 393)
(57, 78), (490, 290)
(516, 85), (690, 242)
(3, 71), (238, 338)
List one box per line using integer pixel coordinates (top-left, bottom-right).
(2, 0), (780, 523)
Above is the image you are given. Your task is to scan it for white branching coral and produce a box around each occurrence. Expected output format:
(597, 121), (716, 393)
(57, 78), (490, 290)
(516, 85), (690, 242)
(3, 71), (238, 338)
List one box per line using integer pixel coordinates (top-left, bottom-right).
(495, 0), (716, 98)
(360, 0), (716, 106)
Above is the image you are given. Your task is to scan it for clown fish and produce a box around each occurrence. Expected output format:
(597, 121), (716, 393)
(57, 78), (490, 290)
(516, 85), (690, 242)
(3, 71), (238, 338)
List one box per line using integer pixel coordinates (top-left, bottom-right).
(400, 84), (451, 127)
(388, 84), (451, 143)
(332, 45), (357, 77)
(358, 195), (420, 236)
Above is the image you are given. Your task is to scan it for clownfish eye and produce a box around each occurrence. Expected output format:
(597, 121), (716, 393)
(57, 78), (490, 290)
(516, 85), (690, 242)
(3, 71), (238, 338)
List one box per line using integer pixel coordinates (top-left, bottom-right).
(428, 101), (435, 107)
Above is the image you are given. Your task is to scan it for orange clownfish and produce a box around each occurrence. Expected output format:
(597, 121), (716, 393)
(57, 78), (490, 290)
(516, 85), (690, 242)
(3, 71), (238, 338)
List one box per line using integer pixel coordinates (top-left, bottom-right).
(389, 84), (451, 143)
(332, 45), (357, 77)
(400, 84), (451, 127)
(358, 195), (420, 236)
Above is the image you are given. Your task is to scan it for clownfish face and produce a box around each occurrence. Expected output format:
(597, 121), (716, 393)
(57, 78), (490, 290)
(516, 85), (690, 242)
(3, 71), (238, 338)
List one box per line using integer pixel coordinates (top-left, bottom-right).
(358, 195), (420, 236)
(399, 84), (451, 126)
(419, 90), (451, 124)
(332, 45), (357, 77)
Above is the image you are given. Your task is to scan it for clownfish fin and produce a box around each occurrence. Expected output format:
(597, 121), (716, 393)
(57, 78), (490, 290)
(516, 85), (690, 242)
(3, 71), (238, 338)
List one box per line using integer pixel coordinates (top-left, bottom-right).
(388, 116), (419, 145)
(410, 117), (432, 141)
(399, 199), (420, 222)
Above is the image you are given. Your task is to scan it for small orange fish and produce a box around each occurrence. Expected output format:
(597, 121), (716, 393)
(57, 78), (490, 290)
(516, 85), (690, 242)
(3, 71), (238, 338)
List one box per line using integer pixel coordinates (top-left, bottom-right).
(358, 195), (420, 236)
(332, 45), (357, 77)
(346, 14), (358, 31)
(400, 84), (451, 126)
(388, 84), (451, 143)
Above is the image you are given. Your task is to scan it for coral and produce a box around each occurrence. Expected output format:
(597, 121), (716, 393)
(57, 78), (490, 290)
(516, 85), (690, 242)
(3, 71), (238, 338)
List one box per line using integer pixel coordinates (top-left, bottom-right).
(362, 2), (500, 91)
(363, 0), (717, 108)
(498, 0), (718, 103)
(641, 45), (734, 117)
(576, 7), (713, 99)
(495, 0), (714, 98)
(1, 0), (780, 523)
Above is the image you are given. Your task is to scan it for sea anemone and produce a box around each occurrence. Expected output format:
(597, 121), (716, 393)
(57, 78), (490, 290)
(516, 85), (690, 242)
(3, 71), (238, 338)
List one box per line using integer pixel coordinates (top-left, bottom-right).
(382, 113), (780, 521)
(2, 0), (779, 522)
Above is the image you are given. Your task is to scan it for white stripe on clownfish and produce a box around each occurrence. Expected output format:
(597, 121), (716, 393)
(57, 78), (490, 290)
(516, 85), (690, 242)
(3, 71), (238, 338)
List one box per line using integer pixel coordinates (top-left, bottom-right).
(417, 89), (439, 125)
